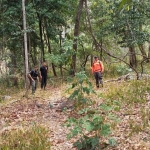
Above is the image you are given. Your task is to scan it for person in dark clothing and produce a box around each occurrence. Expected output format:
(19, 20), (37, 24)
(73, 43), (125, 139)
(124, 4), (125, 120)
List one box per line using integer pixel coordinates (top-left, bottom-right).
(40, 62), (48, 90)
(28, 66), (39, 94)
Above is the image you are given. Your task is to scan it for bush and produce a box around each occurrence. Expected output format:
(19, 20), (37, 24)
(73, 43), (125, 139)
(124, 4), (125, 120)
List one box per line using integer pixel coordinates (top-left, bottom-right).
(104, 63), (132, 78)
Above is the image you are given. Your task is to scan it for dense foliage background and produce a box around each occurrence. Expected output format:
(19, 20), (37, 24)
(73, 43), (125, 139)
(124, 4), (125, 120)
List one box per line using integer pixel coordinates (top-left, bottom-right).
(0, 0), (149, 80)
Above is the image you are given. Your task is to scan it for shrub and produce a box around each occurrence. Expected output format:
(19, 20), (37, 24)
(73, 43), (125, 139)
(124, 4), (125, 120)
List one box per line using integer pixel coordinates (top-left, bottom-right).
(65, 71), (117, 150)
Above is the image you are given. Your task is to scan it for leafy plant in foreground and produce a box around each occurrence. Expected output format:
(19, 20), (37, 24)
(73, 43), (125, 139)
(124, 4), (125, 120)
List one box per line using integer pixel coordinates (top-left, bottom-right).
(67, 71), (95, 109)
(65, 71), (117, 150)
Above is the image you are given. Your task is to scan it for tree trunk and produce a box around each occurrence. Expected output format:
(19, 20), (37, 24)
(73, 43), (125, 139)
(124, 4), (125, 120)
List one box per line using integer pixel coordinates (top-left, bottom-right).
(10, 50), (17, 74)
(129, 46), (137, 68)
(22, 0), (29, 89)
(33, 46), (37, 65)
(27, 33), (32, 70)
(81, 55), (89, 70)
(138, 45), (149, 62)
(148, 45), (150, 58)
(91, 55), (93, 67)
(44, 19), (57, 76)
(59, 32), (63, 76)
(138, 23), (148, 62)
(72, 0), (84, 75)
(47, 36), (57, 76)
(37, 13), (45, 62)
(100, 39), (103, 60)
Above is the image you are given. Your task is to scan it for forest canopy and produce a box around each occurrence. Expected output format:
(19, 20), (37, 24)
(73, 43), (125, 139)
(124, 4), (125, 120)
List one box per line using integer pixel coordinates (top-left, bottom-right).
(0, 0), (150, 79)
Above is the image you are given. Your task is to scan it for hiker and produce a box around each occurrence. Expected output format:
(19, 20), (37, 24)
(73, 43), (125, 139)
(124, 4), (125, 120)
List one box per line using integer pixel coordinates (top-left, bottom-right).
(40, 62), (48, 90)
(92, 56), (104, 88)
(28, 66), (39, 94)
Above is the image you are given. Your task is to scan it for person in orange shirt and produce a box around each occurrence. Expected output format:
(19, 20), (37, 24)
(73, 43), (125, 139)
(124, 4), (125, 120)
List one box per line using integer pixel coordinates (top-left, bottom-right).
(92, 56), (104, 88)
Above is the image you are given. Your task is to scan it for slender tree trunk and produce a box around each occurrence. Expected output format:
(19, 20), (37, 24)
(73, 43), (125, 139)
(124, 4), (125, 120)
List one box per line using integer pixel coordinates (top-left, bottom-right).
(47, 38), (57, 77)
(138, 45), (149, 62)
(47, 36), (57, 76)
(44, 19), (57, 76)
(37, 13), (45, 62)
(72, 0), (84, 75)
(59, 32), (63, 76)
(1, 0), (4, 59)
(85, 0), (102, 61)
(22, 0), (29, 89)
(81, 55), (89, 70)
(100, 39), (103, 60)
(138, 24), (148, 62)
(30, 50), (34, 67)
(91, 55), (93, 67)
(30, 45), (37, 66)
(148, 45), (150, 58)
(27, 33), (32, 70)
(129, 46), (137, 68)
(10, 50), (17, 74)
(33, 46), (37, 65)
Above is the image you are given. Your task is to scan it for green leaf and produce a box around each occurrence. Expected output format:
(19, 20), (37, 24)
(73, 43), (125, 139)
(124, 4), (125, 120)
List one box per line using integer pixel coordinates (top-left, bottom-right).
(71, 126), (82, 137)
(68, 117), (77, 124)
(100, 124), (111, 136)
(78, 108), (89, 114)
(69, 89), (80, 99)
(84, 121), (95, 132)
(108, 138), (117, 146)
(93, 115), (103, 124)
(119, 0), (132, 10)
(67, 77), (73, 83)
(83, 87), (90, 95)
(108, 114), (120, 122)
(91, 137), (100, 148)
(99, 103), (112, 111)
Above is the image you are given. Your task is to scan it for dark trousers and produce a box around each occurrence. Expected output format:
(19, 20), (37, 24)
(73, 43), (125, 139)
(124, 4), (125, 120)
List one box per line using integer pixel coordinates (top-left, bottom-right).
(94, 72), (103, 88)
(41, 76), (47, 89)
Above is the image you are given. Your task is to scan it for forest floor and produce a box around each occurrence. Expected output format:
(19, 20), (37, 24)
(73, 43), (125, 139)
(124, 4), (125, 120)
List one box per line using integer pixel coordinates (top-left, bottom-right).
(0, 79), (150, 150)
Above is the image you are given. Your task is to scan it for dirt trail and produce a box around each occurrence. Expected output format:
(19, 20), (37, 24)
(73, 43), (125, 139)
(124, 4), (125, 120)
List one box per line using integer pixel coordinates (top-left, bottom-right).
(0, 85), (76, 150)
(0, 82), (150, 150)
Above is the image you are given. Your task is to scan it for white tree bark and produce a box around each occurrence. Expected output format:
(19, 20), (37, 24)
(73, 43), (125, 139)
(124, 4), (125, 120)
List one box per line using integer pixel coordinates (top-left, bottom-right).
(22, 0), (29, 88)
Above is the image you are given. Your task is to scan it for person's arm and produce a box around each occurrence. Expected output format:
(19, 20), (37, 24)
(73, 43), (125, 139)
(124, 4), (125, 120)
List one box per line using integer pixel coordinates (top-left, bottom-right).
(28, 71), (34, 81)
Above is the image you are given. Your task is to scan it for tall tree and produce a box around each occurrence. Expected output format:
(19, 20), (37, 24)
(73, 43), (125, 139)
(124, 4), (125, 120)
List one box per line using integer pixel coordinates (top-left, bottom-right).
(72, 0), (84, 75)
(22, 0), (29, 87)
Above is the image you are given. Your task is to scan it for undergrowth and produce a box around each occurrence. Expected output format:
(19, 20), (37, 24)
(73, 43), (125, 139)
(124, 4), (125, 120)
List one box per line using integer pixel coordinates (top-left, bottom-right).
(0, 124), (51, 150)
(64, 71), (118, 150)
(103, 80), (150, 104)
(102, 79), (150, 135)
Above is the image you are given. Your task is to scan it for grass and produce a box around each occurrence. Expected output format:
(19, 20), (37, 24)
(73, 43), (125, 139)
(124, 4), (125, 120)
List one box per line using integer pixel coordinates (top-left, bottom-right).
(103, 80), (150, 105)
(0, 124), (51, 150)
(101, 78), (150, 137)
